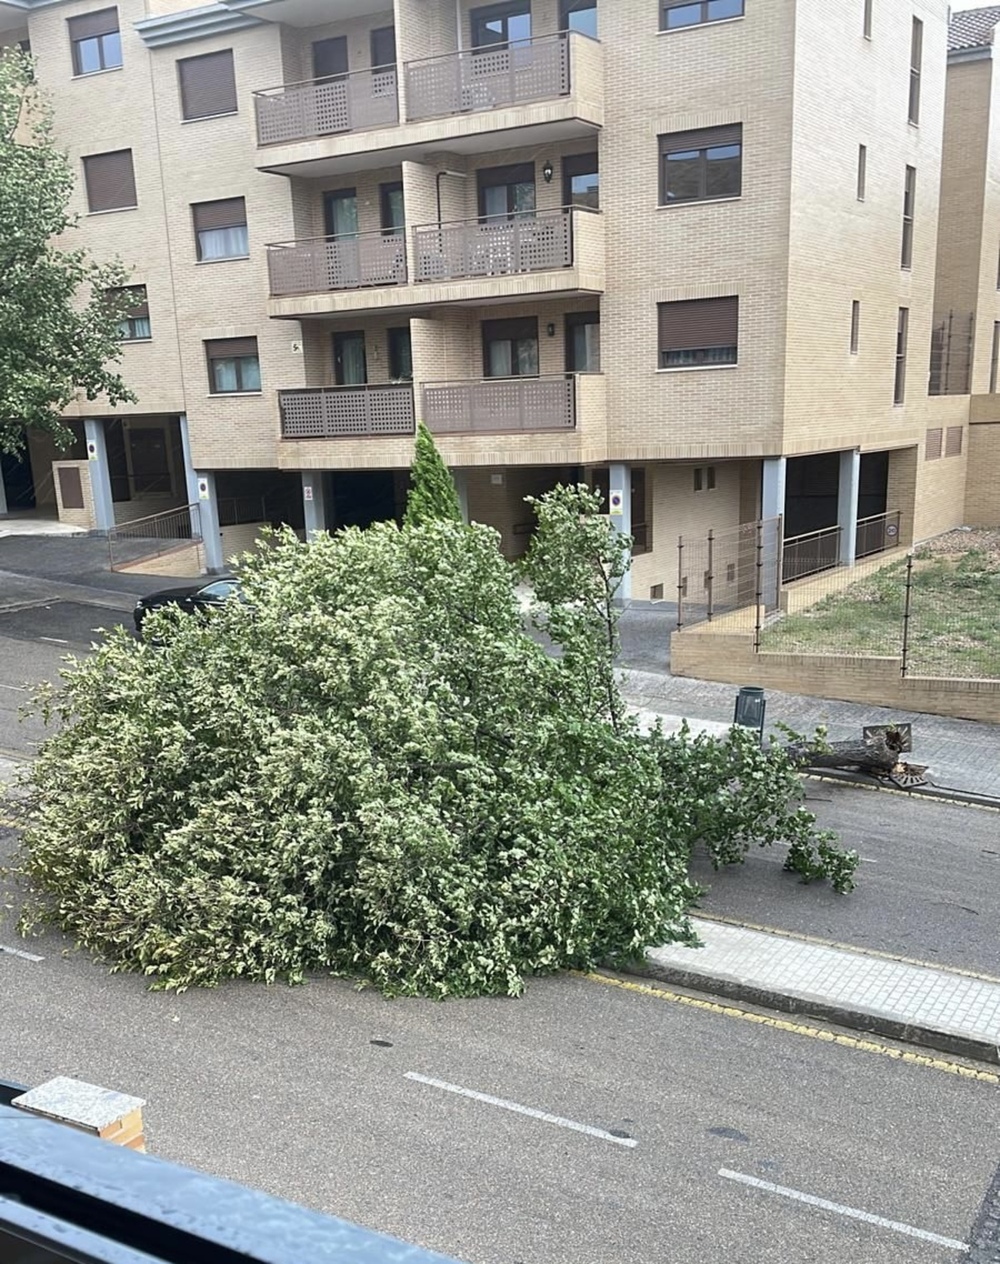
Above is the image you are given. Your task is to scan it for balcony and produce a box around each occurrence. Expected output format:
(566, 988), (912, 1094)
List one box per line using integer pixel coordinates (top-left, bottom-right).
(254, 67), (398, 148)
(279, 384), (415, 440)
(267, 210), (603, 319)
(423, 375), (576, 435)
(267, 233), (407, 298)
(254, 33), (602, 179)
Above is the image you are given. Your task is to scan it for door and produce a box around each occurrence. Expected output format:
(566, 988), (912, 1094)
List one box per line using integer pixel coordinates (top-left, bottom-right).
(370, 25), (396, 69)
(388, 327), (413, 381)
(562, 152), (599, 209)
(324, 189), (360, 286)
(470, 1), (532, 47)
(559, 0), (597, 36)
(482, 317), (538, 377)
(379, 182), (404, 234)
(333, 332), (368, 385)
(478, 163), (536, 219)
(565, 311), (600, 372)
(324, 188), (358, 239)
(312, 36), (348, 82)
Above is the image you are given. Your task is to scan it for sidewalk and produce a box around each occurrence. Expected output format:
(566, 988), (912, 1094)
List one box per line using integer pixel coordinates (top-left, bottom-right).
(620, 667), (1000, 802)
(642, 917), (1000, 1067)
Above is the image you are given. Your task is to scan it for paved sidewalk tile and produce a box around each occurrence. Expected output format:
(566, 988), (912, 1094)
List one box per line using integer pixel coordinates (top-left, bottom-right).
(648, 918), (1000, 1055)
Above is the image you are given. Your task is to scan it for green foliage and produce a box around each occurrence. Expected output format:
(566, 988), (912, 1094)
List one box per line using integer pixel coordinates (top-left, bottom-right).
(403, 423), (462, 526)
(0, 49), (135, 455)
(11, 494), (856, 996)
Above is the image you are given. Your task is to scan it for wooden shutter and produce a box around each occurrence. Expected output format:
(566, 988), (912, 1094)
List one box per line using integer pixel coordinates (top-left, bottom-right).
(206, 337), (257, 359)
(178, 49), (237, 121)
(660, 124), (742, 155)
(68, 8), (118, 40)
(83, 150), (136, 212)
(658, 297), (738, 351)
(192, 197), (246, 232)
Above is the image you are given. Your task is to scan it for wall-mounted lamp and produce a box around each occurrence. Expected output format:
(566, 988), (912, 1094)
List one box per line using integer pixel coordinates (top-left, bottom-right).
(546, 322), (556, 337)
(542, 159), (554, 183)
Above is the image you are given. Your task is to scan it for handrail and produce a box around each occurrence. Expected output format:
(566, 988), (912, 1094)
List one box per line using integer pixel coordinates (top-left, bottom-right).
(782, 523), (843, 547)
(421, 373), (574, 386)
(267, 230), (403, 249)
(403, 28), (595, 69)
(410, 206), (597, 232)
(253, 64), (396, 98)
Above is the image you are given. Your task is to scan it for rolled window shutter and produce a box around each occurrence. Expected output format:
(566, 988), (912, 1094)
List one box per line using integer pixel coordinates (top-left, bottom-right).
(658, 297), (738, 351)
(68, 8), (119, 40)
(482, 317), (538, 344)
(178, 49), (237, 120)
(660, 124), (742, 155)
(925, 428), (943, 459)
(207, 337), (257, 359)
(192, 197), (246, 232)
(83, 150), (137, 212)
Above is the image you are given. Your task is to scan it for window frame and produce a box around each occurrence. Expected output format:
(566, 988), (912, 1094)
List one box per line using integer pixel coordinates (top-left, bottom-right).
(850, 300), (860, 355)
(379, 181), (405, 235)
(477, 162), (536, 220)
(370, 25), (396, 69)
(660, 0), (745, 33)
(177, 48), (238, 122)
(388, 326), (413, 381)
(82, 149), (137, 213)
(901, 165), (915, 269)
(111, 284), (151, 342)
(909, 17), (923, 125)
(558, 0), (597, 36)
(894, 307), (908, 405)
(857, 143), (867, 202)
(658, 296), (739, 370)
(68, 8), (121, 76)
(562, 152), (599, 210)
(481, 316), (539, 377)
(192, 197), (249, 262)
(205, 337), (261, 395)
(470, 0), (532, 49)
(659, 125), (743, 206)
(565, 310), (601, 372)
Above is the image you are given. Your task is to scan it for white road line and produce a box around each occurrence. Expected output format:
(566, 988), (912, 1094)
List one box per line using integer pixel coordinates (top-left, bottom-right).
(0, 683), (26, 691)
(718, 1169), (968, 1253)
(404, 1072), (638, 1149)
(0, 945), (44, 962)
(39, 637), (69, 645)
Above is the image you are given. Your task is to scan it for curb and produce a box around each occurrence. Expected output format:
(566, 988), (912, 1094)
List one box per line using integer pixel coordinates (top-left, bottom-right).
(626, 957), (1000, 1068)
(802, 766), (1000, 811)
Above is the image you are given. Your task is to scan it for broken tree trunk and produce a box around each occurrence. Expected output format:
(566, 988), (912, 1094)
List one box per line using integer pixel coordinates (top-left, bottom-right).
(782, 732), (902, 776)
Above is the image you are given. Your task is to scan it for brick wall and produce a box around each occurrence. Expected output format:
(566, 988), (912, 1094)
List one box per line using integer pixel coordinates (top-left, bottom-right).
(966, 421), (1000, 524)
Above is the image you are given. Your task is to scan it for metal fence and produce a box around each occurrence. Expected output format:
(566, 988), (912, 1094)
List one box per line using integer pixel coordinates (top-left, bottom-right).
(929, 309), (975, 396)
(758, 543), (1000, 680)
(107, 504), (201, 571)
(674, 518), (782, 646)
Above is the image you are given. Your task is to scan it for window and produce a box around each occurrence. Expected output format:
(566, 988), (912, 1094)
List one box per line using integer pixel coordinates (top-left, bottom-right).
(111, 285), (150, 341)
(192, 197), (248, 260)
(478, 163), (536, 219)
(850, 301), (860, 354)
(563, 152), (599, 209)
(991, 322), (1000, 393)
(206, 337), (260, 393)
(660, 125), (742, 204)
(312, 36), (347, 82)
(68, 8), (121, 75)
(559, 0), (597, 36)
(909, 17), (922, 125)
(631, 468), (651, 554)
(901, 165), (915, 268)
(178, 49), (237, 121)
(658, 296), (738, 368)
(996, 243), (1000, 289)
(388, 327), (412, 380)
(370, 26), (396, 68)
(661, 0), (744, 32)
(380, 182), (404, 234)
(565, 311), (601, 371)
(471, 1), (531, 48)
(323, 188), (359, 239)
(857, 144), (867, 201)
(945, 426), (964, 457)
(925, 427), (942, 460)
(333, 331), (367, 385)
(863, 0), (872, 38)
(693, 466), (716, 492)
(82, 149), (136, 212)
(894, 307), (908, 404)
(482, 317), (538, 376)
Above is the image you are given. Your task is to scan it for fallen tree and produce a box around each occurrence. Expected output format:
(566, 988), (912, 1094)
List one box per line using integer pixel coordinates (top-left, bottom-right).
(781, 730), (906, 776)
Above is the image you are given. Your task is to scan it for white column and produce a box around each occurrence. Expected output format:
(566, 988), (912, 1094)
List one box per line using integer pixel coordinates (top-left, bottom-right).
(452, 468), (469, 523)
(302, 471), (328, 540)
(195, 470), (224, 572)
(177, 413), (201, 537)
(838, 448), (861, 567)
(608, 462), (632, 603)
(0, 460), (8, 516)
(83, 418), (114, 534)
(761, 456), (787, 524)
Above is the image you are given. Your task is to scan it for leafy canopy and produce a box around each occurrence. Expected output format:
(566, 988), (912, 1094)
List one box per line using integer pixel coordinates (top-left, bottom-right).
(0, 48), (135, 454)
(11, 488), (857, 995)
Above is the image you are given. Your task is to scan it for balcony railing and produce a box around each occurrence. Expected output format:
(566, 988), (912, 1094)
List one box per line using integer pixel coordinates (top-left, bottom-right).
(279, 384), (415, 439)
(413, 209), (576, 282)
(782, 524), (842, 583)
(268, 233), (407, 297)
(405, 33), (571, 122)
(422, 375), (576, 435)
(855, 509), (902, 559)
(254, 67), (398, 146)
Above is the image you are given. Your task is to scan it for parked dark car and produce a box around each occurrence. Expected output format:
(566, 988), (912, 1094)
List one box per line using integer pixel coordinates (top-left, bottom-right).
(133, 578), (243, 635)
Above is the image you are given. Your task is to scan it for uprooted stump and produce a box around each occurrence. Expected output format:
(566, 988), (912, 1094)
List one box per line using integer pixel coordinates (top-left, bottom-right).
(782, 730), (906, 776)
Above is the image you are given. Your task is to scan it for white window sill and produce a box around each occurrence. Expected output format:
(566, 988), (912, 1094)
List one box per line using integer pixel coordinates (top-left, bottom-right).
(658, 195), (741, 210)
(657, 363), (739, 373)
(196, 255), (250, 265)
(207, 391), (263, 398)
(73, 65), (123, 80)
(657, 16), (745, 35)
(86, 206), (138, 216)
(183, 111), (239, 124)
(122, 338), (153, 345)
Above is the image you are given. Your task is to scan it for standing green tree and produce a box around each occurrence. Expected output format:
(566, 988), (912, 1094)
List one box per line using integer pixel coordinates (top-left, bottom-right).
(403, 422), (463, 526)
(0, 48), (135, 456)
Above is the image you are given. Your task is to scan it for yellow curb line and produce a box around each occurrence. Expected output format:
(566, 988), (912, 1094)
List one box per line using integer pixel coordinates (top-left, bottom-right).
(693, 913), (1000, 984)
(577, 971), (1000, 1086)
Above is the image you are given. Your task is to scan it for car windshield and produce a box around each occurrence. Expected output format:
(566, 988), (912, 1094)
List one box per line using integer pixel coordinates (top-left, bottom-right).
(197, 580), (241, 601)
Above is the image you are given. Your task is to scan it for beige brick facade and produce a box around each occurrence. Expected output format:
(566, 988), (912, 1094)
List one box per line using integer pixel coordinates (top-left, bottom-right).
(2, 0), (999, 577)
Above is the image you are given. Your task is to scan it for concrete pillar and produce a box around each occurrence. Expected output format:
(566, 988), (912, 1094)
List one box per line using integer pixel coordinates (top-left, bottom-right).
(838, 448), (861, 567)
(453, 468), (469, 523)
(761, 456), (787, 524)
(608, 462), (632, 603)
(0, 460), (8, 516)
(177, 413), (201, 537)
(83, 418), (114, 534)
(195, 470), (224, 572)
(302, 471), (328, 540)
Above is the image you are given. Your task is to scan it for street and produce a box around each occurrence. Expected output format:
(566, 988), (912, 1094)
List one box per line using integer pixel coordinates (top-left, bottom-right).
(2, 578), (1000, 1262)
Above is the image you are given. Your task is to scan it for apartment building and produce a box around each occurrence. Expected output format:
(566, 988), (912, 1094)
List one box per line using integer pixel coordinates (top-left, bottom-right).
(0, 0), (989, 592)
